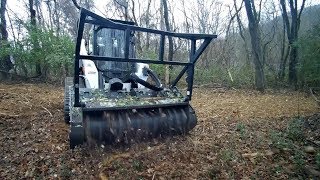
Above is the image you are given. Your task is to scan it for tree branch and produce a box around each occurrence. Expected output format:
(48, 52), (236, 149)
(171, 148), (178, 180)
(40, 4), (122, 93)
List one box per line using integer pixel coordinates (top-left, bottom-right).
(280, 0), (291, 38)
(71, 0), (81, 10)
(297, 0), (306, 30)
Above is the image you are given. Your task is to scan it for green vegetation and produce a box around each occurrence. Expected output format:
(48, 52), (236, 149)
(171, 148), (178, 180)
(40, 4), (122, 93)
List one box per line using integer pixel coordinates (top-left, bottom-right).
(270, 118), (304, 150)
(269, 117), (320, 178)
(287, 118), (304, 141)
(316, 153), (320, 169)
(298, 25), (320, 87)
(270, 130), (293, 150)
(132, 160), (144, 172)
(0, 24), (74, 81)
(221, 149), (236, 163)
(235, 122), (247, 139)
(170, 63), (252, 88)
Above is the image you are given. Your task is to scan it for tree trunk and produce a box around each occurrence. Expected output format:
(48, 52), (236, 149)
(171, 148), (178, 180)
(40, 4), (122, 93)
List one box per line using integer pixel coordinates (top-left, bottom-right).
(0, 0), (13, 79)
(244, 0), (265, 92)
(278, 19), (290, 80)
(145, 0), (151, 51)
(45, 1), (53, 30)
(29, 0), (41, 77)
(288, 46), (298, 84)
(162, 0), (173, 85)
(34, 0), (44, 28)
(279, 47), (290, 80)
(234, 1), (250, 66)
(53, 0), (60, 36)
(280, 0), (306, 86)
(130, 0), (142, 54)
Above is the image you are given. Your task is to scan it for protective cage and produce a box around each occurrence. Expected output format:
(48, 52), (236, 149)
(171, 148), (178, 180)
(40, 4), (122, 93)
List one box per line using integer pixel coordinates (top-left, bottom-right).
(66, 8), (217, 148)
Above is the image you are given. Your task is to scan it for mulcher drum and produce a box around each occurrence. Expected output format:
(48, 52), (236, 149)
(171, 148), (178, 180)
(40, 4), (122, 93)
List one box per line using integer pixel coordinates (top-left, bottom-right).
(67, 87), (197, 148)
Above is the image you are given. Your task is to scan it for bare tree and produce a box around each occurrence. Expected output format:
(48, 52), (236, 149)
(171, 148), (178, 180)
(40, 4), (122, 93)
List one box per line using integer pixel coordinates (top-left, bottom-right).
(233, 0), (251, 65)
(113, 0), (129, 20)
(180, 0), (192, 34)
(260, 0), (277, 66)
(29, 0), (36, 27)
(144, 0), (151, 51)
(162, 0), (173, 61)
(129, 0), (142, 53)
(278, 17), (290, 80)
(161, 0), (173, 85)
(53, 0), (60, 35)
(244, 0), (265, 92)
(34, 0), (45, 28)
(71, 0), (81, 10)
(28, 0), (42, 76)
(0, 0), (13, 79)
(280, 0), (306, 85)
(45, 0), (53, 29)
(60, 0), (82, 36)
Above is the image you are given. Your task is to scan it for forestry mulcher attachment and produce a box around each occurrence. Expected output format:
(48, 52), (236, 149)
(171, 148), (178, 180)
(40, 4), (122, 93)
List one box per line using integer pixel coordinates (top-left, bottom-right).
(64, 9), (217, 148)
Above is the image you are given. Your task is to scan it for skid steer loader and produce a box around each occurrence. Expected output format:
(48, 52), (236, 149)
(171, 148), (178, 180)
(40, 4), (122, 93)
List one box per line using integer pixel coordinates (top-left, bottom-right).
(64, 9), (217, 148)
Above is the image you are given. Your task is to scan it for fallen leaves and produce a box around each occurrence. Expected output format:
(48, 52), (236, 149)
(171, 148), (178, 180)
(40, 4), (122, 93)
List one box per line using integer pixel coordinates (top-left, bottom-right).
(0, 83), (319, 179)
(304, 146), (316, 154)
(99, 172), (108, 180)
(241, 150), (275, 164)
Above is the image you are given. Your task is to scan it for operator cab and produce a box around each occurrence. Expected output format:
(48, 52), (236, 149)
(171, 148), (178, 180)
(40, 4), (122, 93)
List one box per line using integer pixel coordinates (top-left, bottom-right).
(80, 19), (158, 92)
(93, 21), (136, 90)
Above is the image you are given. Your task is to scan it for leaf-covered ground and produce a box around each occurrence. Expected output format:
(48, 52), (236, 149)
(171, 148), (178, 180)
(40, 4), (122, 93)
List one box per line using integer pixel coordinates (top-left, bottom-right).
(0, 83), (319, 179)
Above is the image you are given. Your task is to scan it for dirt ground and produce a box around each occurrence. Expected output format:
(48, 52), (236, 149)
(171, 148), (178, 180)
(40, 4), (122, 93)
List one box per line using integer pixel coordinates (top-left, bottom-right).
(0, 83), (319, 179)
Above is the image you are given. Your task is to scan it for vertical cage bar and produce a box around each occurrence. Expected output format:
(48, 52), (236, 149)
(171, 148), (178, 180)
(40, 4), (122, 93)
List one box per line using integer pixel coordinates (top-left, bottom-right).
(74, 10), (86, 107)
(159, 34), (165, 61)
(186, 40), (196, 101)
(124, 28), (130, 59)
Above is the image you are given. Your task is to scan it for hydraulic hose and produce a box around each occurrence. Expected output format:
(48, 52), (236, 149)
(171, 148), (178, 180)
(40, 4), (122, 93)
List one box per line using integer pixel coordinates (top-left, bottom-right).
(130, 67), (163, 91)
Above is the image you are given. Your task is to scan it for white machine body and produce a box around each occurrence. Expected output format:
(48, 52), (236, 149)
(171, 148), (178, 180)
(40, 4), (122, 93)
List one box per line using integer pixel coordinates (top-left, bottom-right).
(80, 39), (148, 90)
(80, 39), (99, 89)
(135, 63), (149, 89)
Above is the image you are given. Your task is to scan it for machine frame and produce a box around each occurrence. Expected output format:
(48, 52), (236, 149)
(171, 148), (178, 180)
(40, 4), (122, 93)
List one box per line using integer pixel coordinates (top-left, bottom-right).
(73, 8), (217, 108)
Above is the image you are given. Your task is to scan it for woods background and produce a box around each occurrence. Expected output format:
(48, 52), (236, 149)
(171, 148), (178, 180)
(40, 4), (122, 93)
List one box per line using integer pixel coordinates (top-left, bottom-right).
(0, 0), (319, 91)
